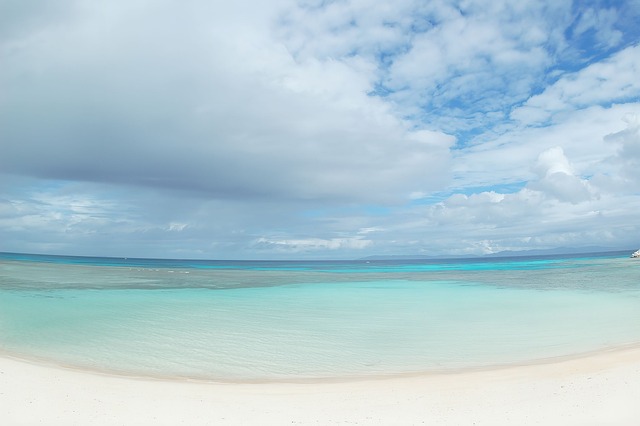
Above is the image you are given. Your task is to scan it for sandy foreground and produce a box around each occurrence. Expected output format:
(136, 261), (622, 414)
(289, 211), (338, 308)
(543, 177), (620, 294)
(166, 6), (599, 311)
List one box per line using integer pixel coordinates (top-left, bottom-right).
(2, 346), (640, 425)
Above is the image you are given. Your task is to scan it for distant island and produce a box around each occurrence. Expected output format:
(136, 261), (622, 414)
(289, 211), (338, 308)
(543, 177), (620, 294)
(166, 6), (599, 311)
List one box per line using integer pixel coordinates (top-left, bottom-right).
(361, 246), (632, 261)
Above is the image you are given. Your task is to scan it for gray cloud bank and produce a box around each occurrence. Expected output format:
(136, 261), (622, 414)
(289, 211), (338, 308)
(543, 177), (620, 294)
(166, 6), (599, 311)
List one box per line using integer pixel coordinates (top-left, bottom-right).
(1, 0), (451, 204)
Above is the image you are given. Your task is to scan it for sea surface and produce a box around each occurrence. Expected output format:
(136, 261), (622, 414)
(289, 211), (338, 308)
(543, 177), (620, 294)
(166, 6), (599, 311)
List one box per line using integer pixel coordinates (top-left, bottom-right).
(1, 251), (639, 381)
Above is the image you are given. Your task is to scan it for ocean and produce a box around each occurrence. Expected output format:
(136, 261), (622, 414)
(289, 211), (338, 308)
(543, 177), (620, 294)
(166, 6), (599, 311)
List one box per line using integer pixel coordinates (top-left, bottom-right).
(0, 251), (639, 381)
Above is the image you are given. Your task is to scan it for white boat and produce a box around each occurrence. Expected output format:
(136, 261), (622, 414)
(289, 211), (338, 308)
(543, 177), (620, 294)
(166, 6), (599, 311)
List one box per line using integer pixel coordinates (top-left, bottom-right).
(631, 249), (640, 258)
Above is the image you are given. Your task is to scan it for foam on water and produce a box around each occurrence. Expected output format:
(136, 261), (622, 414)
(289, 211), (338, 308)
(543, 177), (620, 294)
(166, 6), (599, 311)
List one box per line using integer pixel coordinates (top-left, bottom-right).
(1, 252), (639, 380)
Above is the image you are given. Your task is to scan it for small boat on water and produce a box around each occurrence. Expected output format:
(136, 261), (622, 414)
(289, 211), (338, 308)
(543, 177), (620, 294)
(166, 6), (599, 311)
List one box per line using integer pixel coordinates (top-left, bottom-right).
(631, 249), (640, 258)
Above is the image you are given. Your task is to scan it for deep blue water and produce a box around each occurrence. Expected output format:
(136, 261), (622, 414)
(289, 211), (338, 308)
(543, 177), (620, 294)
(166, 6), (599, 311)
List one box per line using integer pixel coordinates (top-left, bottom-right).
(0, 250), (631, 272)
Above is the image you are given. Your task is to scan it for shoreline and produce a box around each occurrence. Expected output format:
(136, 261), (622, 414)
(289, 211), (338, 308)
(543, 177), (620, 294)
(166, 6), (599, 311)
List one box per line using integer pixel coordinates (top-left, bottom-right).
(2, 345), (640, 424)
(3, 341), (640, 384)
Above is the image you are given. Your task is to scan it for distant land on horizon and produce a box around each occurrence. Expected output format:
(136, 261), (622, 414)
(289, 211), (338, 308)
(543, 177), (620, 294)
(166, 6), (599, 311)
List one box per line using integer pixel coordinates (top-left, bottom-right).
(1, 246), (636, 263)
(360, 246), (635, 261)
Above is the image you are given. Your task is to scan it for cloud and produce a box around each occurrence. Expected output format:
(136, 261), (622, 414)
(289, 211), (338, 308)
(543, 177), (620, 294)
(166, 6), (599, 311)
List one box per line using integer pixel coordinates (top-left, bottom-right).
(253, 236), (372, 253)
(528, 147), (593, 204)
(277, 0), (576, 137)
(407, 116), (640, 254)
(511, 45), (640, 125)
(0, 0), (453, 206)
(1, 0), (640, 259)
(602, 114), (640, 183)
(572, 7), (623, 49)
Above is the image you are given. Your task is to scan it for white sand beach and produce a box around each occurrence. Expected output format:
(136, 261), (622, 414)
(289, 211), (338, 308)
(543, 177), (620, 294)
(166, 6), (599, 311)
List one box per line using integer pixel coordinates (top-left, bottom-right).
(2, 345), (640, 425)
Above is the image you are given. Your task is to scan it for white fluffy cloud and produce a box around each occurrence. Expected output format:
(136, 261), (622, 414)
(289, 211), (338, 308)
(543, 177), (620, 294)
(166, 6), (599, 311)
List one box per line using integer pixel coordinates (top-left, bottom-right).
(511, 45), (640, 125)
(604, 114), (640, 183)
(395, 115), (640, 255)
(253, 236), (372, 253)
(528, 147), (593, 204)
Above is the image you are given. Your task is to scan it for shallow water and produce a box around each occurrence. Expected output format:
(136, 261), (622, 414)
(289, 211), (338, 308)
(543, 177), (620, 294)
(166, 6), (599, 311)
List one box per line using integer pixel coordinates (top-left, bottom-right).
(1, 251), (639, 380)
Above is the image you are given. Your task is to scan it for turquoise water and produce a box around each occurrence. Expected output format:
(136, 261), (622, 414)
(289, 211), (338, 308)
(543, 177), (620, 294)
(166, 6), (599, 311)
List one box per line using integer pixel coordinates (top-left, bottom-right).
(1, 252), (639, 380)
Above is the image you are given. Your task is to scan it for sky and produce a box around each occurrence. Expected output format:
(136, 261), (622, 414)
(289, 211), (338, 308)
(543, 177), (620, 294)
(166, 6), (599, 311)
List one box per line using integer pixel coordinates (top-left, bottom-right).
(1, 0), (640, 259)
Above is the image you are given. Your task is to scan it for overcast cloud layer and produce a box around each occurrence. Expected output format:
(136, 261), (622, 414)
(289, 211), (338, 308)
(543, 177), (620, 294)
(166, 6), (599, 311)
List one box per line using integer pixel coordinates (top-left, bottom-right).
(1, 0), (640, 259)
